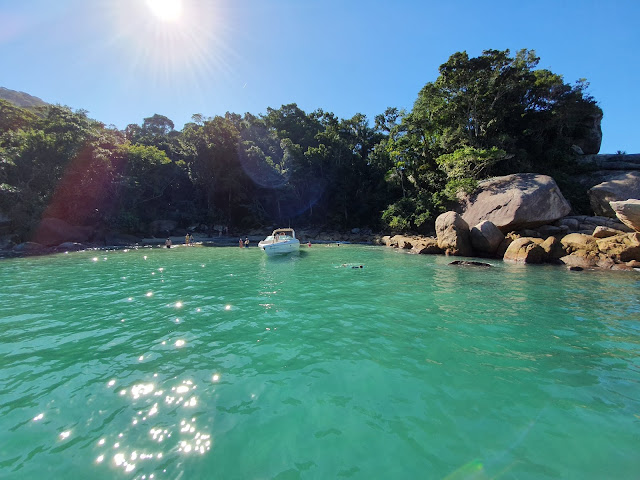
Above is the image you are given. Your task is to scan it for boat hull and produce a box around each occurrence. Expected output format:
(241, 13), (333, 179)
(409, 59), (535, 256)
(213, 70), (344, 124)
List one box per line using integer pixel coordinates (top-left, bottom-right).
(258, 240), (300, 256)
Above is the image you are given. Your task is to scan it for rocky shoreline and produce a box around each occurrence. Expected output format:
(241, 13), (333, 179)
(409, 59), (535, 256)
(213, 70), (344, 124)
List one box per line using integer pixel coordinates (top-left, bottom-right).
(2, 222), (639, 273)
(378, 171), (640, 272)
(2, 218), (639, 273)
(378, 214), (640, 272)
(2, 169), (639, 271)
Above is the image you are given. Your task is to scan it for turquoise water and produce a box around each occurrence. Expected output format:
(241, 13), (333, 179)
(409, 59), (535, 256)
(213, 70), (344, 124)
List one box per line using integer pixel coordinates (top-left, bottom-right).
(1, 244), (639, 479)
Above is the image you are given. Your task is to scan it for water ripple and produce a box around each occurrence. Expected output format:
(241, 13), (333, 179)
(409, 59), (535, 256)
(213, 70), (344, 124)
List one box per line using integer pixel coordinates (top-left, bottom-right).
(0, 247), (639, 478)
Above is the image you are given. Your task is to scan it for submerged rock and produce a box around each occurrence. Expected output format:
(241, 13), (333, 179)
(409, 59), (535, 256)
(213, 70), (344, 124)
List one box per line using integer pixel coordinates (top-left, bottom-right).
(449, 260), (492, 267)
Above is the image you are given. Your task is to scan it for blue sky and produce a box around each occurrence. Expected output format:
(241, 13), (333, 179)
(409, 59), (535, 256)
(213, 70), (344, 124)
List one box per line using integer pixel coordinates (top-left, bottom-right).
(1, 0), (638, 153)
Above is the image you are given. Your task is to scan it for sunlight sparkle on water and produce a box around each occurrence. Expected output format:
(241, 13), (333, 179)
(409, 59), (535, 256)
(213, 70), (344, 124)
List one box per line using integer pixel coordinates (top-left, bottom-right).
(175, 339), (185, 347)
(131, 383), (155, 399)
(59, 431), (70, 440)
(175, 301), (183, 308)
(33, 413), (44, 421)
(225, 305), (231, 310)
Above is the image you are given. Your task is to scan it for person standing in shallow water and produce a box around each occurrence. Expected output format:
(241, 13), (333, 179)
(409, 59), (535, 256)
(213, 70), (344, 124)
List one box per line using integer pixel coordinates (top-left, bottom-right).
(239, 238), (243, 248)
(244, 237), (249, 248)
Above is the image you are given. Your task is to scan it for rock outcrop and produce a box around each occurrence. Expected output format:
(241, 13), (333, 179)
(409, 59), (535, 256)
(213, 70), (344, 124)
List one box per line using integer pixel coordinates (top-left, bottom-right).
(569, 111), (603, 155)
(411, 238), (443, 255)
(459, 173), (571, 232)
(595, 233), (640, 263)
(587, 172), (640, 217)
(435, 212), (472, 256)
(609, 199), (640, 232)
(555, 215), (631, 235)
(560, 233), (599, 254)
(576, 153), (640, 171)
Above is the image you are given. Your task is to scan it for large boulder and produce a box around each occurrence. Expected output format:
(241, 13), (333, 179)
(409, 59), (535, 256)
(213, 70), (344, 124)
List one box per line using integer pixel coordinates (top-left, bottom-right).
(32, 217), (92, 246)
(469, 220), (504, 255)
(609, 199), (640, 232)
(541, 236), (565, 260)
(588, 172), (640, 217)
(459, 173), (571, 232)
(503, 238), (545, 264)
(435, 211), (472, 256)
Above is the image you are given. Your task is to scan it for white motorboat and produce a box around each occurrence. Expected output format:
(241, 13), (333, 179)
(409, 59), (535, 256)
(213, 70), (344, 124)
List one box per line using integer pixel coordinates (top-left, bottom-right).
(258, 228), (300, 256)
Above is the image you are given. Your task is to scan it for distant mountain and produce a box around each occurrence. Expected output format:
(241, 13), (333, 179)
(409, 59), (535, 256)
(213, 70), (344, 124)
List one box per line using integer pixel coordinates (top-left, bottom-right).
(0, 87), (48, 108)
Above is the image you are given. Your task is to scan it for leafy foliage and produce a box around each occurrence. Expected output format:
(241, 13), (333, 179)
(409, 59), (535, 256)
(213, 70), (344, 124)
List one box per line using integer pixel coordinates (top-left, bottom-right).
(0, 50), (602, 239)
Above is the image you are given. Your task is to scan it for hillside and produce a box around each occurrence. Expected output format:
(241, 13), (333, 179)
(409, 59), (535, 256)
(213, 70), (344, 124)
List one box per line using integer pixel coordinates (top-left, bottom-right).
(0, 86), (47, 108)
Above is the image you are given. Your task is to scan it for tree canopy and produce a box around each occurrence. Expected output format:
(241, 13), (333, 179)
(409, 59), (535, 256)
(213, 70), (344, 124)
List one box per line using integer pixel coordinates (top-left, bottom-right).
(0, 48), (602, 240)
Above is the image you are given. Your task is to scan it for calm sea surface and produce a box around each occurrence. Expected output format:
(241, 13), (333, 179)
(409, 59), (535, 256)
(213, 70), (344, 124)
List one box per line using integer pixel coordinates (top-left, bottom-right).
(1, 244), (639, 479)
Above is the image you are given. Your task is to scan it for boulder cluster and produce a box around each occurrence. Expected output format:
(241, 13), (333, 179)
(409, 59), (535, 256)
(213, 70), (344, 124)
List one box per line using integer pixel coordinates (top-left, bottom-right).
(380, 173), (640, 271)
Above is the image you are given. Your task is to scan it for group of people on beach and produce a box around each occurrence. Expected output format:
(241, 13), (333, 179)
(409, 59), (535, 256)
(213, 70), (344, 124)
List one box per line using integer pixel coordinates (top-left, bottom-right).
(164, 233), (194, 248)
(239, 237), (249, 248)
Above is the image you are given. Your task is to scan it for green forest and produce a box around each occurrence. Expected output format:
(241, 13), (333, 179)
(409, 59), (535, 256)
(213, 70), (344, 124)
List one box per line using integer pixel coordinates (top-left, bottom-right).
(0, 49), (602, 240)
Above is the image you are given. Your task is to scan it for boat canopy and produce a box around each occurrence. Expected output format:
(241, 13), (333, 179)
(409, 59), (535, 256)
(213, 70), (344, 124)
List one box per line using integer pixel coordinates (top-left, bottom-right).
(271, 228), (296, 238)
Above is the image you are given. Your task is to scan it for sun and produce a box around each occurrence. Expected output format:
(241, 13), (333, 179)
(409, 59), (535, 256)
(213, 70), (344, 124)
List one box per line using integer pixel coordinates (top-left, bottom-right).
(146, 0), (183, 22)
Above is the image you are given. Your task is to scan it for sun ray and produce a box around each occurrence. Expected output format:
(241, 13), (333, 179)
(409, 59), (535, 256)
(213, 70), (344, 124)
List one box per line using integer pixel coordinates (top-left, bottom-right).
(103, 0), (236, 89)
(146, 0), (183, 22)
